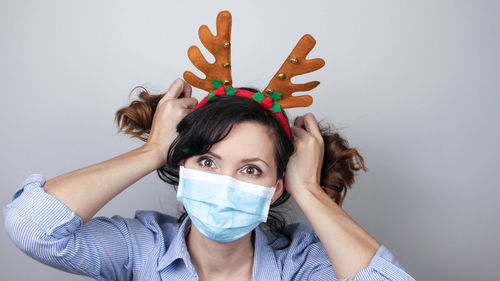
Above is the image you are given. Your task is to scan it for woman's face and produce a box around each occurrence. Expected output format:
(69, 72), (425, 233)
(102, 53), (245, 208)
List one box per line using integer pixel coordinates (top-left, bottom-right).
(183, 121), (284, 203)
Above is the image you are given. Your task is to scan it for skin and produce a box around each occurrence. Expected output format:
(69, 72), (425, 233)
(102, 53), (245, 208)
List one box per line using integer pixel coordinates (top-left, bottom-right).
(43, 78), (381, 280)
(182, 121), (283, 281)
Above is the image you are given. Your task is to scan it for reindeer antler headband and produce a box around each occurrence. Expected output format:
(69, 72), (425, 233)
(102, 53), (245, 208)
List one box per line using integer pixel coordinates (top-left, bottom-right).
(183, 10), (325, 138)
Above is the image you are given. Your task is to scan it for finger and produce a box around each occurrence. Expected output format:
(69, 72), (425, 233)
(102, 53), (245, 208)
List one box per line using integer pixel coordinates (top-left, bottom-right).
(180, 79), (193, 98)
(165, 78), (188, 99)
(290, 125), (308, 139)
(174, 97), (198, 109)
(294, 115), (305, 129)
(164, 78), (182, 98)
(303, 113), (322, 139)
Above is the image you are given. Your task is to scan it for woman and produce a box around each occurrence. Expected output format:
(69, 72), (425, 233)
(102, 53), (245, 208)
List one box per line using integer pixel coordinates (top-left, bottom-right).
(4, 78), (415, 280)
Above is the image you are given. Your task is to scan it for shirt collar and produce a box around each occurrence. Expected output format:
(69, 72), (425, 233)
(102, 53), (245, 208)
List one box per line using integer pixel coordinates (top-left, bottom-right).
(156, 215), (194, 272)
(156, 216), (282, 280)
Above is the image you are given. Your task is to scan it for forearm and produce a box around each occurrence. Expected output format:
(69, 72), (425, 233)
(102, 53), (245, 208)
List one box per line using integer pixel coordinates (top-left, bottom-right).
(294, 185), (381, 279)
(43, 144), (164, 223)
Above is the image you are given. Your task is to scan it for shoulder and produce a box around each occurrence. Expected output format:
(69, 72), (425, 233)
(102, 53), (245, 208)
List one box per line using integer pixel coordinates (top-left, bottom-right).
(133, 210), (179, 226)
(284, 221), (319, 239)
(84, 210), (185, 270)
(87, 210), (182, 253)
(129, 210), (181, 239)
(263, 221), (322, 250)
(282, 222), (327, 256)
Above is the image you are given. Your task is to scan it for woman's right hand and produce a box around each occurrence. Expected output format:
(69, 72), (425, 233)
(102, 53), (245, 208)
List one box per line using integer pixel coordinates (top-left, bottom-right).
(143, 78), (198, 165)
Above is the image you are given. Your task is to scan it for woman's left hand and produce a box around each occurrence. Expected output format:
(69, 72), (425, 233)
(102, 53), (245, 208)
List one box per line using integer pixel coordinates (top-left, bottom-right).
(284, 113), (325, 198)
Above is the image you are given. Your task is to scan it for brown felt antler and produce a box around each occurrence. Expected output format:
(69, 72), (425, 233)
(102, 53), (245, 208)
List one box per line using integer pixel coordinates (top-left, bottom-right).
(263, 34), (325, 109)
(184, 11), (325, 110)
(183, 11), (233, 92)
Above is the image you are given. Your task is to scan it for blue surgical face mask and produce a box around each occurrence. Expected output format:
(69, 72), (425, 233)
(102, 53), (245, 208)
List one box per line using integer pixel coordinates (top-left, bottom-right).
(176, 165), (277, 243)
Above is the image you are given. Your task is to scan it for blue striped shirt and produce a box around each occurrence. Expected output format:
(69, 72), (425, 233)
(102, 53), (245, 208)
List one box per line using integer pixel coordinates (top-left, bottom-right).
(4, 174), (415, 281)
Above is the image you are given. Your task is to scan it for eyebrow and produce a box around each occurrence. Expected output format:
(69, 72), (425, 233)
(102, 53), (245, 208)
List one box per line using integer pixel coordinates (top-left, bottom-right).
(205, 151), (270, 168)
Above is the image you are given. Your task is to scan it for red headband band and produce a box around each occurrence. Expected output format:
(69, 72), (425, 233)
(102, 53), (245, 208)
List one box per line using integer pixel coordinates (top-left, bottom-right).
(193, 79), (291, 138)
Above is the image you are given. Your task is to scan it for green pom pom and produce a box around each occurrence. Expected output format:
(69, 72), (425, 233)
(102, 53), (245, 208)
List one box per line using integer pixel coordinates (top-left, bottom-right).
(252, 92), (265, 102)
(269, 91), (282, 101)
(225, 88), (237, 96)
(270, 102), (282, 113)
(211, 79), (223, 89)
(208, 92), (215, 101)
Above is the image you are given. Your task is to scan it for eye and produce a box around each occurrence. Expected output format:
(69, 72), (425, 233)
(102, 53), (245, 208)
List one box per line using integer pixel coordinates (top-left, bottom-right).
(242, 166), (262, 177)
(198, 157), (217, 170)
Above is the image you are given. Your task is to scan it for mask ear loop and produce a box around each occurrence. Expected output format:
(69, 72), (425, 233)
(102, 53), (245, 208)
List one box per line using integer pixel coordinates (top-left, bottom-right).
(270, 179), (280, 202)
(272, 179), (280, 189)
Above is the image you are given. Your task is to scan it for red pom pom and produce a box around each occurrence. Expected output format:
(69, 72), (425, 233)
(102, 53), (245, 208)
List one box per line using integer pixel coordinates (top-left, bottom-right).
(261, 97), (273, 108)
(214, 86), (226, 96)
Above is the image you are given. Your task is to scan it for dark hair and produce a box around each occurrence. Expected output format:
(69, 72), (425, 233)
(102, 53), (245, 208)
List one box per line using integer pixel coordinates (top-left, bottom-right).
(115, 85), (368, 248)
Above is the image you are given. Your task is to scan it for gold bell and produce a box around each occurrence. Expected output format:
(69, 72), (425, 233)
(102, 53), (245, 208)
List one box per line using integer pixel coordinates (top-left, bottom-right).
(223, 79), (231, 85)
(265, 88), (273, 94)
(224, 42), (231, 48)
(290, 57), (298, 64)
(223, 62), (231, 68)
(277, 73), (286, 80)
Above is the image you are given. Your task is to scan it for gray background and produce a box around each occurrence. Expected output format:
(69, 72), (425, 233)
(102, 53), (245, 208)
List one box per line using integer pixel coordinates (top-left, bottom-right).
(1, 1), (499, 280)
